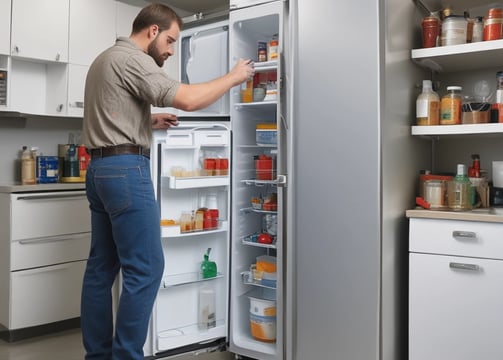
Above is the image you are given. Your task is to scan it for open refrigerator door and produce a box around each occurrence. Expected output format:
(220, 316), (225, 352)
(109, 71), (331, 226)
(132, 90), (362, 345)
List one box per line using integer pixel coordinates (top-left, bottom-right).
(147, 123), (231, 358)
(229, 1), (287, 360)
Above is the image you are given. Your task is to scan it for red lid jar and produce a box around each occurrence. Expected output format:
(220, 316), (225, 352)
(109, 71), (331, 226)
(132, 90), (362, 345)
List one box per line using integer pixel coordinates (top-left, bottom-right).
(484, 8), (503, 41)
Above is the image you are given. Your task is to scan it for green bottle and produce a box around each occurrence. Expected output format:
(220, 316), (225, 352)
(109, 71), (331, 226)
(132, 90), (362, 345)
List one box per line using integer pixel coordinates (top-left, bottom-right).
(201, 248), (217, 279)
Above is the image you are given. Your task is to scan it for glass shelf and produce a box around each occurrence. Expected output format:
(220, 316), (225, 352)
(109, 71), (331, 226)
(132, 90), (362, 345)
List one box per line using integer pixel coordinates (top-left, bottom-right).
(241, 271), (277, 289)
(160, 271), (224, 288)
(241, 233), (277, 249)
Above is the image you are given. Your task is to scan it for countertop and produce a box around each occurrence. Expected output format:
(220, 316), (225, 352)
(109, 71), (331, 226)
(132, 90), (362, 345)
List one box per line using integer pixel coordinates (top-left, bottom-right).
(0, 182), (86, 193)
(406, 208), (503, 223)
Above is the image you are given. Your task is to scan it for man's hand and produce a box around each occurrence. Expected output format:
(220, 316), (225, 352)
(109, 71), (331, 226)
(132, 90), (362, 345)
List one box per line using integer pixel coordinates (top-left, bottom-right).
(151, 113), (179, 129)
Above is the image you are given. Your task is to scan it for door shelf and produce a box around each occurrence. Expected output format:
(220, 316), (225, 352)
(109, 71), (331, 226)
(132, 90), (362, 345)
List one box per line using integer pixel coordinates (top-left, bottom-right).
(241, 271), (276, 289)
(234, 100), (278, 108)
(241, 234), (277, 249)
(157, 320), (226, 350)
(240, 207), (277, 215)
(241, 179), (278, 186)
(161, 221), (228, 238)
(166, 175), (230, 189)
(160, 272), (224, 289)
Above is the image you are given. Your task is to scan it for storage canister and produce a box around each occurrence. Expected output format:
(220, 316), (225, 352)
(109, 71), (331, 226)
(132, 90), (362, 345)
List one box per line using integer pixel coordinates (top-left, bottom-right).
(471, 16), (484, 42)
(441, 15), (467, 46)
(440, 86), (463, 125)
(484, 8), (503, 41)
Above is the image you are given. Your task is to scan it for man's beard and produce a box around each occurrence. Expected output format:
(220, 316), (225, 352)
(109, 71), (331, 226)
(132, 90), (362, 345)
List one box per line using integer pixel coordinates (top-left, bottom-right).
(147, 38), (165, 67)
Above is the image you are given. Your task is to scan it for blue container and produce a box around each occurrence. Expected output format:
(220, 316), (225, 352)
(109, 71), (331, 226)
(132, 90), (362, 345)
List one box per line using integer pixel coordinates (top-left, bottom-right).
(36, 156), (59, 183)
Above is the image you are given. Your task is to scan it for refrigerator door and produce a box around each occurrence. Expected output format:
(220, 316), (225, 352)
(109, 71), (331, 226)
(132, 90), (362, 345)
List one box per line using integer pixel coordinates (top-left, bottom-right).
(146, 123), (231, 358)
(229, 2), (286, 360)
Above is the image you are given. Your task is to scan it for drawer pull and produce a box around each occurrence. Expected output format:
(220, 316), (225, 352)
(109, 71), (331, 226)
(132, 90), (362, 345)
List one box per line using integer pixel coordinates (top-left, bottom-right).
(17, 193), (86, 201)
(18, 232), (90, 245)
(452, 231), (477, 240)
(449, 262), (480, 272)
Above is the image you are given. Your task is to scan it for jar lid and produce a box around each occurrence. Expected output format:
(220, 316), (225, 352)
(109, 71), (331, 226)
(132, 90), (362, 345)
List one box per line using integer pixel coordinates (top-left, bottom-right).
(447, 86), (462, 91)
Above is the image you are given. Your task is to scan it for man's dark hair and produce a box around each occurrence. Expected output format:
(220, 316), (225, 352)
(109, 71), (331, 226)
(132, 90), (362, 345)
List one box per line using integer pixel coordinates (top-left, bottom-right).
(132, 3), (183, 34)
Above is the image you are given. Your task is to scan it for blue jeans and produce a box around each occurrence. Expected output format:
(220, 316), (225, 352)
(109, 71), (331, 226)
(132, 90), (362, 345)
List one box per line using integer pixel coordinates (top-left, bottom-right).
(81, 154), (163, 360)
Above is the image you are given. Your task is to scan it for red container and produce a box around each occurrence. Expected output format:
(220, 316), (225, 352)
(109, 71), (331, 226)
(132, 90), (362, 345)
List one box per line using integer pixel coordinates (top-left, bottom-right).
(484, 8), (503, 41)
(255, 155), (273, 180)
(203, 209), (219, 230)
(422, 16), (440, 48)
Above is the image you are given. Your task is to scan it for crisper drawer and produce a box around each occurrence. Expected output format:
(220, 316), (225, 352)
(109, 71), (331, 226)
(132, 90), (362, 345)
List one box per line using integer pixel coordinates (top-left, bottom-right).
(11, 232), (90, 271)
(409, 218), (503, 259)
(10, 191), (90, 241)
(9, 260), (86, 330)
(409, 253), (503, 360)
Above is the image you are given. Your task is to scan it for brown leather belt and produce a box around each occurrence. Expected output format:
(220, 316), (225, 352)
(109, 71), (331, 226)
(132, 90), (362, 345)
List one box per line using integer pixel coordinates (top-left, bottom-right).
(88, 145), (150, 159)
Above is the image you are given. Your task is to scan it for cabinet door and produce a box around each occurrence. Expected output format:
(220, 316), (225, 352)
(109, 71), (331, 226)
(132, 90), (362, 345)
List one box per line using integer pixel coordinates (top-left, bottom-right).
(67, 64), (88, 117)
(11, 0), (69, 62)
(10, 260), (86, 329)
(409, 253), (503, 360)
(0, 0), (10, 55)
(69, 0), (116, 66)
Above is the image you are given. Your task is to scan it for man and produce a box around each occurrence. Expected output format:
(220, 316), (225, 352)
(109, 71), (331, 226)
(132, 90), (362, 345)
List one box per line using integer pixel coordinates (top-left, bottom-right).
(80, 3), (254, 359)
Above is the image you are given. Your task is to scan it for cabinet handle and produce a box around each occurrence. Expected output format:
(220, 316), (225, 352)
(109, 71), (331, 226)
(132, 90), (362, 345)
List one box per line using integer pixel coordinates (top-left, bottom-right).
(13, 45), (19, 54)
(449, 262), (480, 272)
(55, 53), (60, 61)
(452, 230), (477, 240)
(18, 232), (90, 245)
(69, 101), (84, 108)
(17, 193), (86, 201)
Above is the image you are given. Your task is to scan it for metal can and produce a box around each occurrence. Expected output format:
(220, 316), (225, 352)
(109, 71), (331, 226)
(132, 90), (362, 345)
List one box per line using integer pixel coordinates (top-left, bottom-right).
(484, 8), (503, 41)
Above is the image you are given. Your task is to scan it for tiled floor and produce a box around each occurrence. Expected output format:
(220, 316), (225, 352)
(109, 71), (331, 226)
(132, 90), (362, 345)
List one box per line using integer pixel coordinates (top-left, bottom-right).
(0, 329), (234, 360)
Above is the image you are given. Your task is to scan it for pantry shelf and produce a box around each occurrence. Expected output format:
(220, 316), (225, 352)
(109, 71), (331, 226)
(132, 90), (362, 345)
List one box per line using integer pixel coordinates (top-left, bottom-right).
(411, 123), (503, 136)
(411, 38), (503, 73)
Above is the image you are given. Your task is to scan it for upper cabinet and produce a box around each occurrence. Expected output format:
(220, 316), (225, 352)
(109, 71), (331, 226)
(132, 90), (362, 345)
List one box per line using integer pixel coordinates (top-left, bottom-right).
(69, 0), (116, 66)
(0, 0), (10, 55)
(11, 0), (70, 62)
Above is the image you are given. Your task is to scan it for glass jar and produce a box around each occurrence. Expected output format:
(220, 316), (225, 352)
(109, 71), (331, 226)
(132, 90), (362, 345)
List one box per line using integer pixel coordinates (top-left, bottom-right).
(484, 8), (503, 41)
(440, 86), (463, 125)
(441, 15), (467, 46)
(422, 16), (440, 48)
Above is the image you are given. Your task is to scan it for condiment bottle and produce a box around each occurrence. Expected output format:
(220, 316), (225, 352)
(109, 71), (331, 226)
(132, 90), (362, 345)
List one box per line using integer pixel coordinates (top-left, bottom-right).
(416, 80), (440, 125)
(21, 146), (36, 185)
(422, 15), (440, 48)
(471, 16), (484, 42)
(494, 71), (503, 123)
(468, 154), (481, 178)
(484, 8), (503, 41)
(440, 86), (463, 125)
(447, 164), (472, 211)
(200, 248), (217, 279)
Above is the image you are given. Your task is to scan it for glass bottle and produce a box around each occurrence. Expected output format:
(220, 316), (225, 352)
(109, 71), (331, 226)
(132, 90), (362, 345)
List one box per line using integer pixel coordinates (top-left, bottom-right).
(447, 164), (472, 211)
(416, 80), (440, 125)
(440, 86), (463, 125)
(21, 146), (36, 185)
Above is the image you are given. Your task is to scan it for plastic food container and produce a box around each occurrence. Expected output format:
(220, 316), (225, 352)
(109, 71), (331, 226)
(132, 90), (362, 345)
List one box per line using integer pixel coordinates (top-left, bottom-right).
(249, 296), (276, 342)
(256, 255), (277, 273)
(256, 123), (277, 146)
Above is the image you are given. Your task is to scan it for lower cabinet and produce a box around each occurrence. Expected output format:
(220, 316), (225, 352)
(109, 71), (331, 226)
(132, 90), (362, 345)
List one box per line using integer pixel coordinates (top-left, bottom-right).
(408, 217), (503, 360)
(0, 190), (91, 337)
(10, 260), (87, 329)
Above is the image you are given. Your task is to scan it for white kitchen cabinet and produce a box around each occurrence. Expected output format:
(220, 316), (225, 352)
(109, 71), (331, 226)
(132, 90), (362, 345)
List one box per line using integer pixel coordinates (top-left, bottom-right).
(67, 64), (88, 117)
(408, 217), (503, 360)
(69, 0), (116, 66)
(0, 190), (91, 337)
(0, 0), (10, 55)
(11, 0), (69, 62)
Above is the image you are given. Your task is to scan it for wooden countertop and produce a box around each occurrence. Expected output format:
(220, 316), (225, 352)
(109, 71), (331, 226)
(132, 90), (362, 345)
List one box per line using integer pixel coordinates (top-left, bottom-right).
(406, 208), (503, 223)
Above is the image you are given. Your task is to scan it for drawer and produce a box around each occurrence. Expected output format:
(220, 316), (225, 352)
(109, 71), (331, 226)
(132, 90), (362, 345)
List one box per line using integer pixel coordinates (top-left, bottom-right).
(11, 232), (90, 271)
(11, 191), (90, 241)
(194, 130), (229, 146)
(409, 218), (503, 259)
(409, 253), (503, 360)
(9, 260), (86, 330)
(165, 130), (193, 146)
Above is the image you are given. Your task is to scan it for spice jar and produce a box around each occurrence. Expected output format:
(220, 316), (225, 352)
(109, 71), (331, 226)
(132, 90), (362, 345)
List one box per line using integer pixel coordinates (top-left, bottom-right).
(484, 8), (503, 41)
(471, 16), (484, 42)
(422, 16), (440, 48)
(440, 86), (463, 125)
